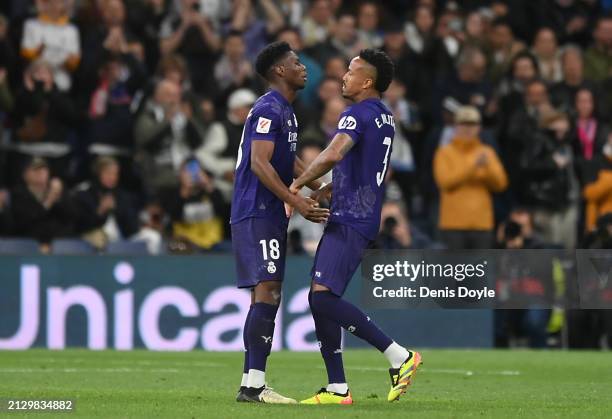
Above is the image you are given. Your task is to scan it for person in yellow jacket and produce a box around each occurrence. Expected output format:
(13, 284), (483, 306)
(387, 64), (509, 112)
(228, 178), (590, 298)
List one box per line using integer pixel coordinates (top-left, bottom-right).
(583, 139), (612, 232)
(434, 106), (508, 249)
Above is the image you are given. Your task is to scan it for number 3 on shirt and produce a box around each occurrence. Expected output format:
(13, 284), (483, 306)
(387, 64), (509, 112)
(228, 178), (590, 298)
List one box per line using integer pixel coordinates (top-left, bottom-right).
(376, 136), (392, 186)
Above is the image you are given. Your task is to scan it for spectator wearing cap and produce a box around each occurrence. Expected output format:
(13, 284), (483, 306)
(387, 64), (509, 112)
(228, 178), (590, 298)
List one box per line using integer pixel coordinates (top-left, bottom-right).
(11, 157), (76, 247)
(20, 0), (80, 92)
(72, 156), (139, 250)
(134, 79), (208, 196)
(434, 106), (508, 249)
(197, 88), (256, 202)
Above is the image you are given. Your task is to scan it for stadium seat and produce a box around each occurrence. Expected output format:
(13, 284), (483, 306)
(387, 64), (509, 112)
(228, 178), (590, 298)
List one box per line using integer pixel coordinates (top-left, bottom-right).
(0, 238), (41, 254)
(51, 239), (97, 255)
(106, 240), (149, 255)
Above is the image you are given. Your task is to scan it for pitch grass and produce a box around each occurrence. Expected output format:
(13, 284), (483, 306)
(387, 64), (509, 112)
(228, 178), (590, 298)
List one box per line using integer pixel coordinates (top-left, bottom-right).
(0, 349), (611, 418)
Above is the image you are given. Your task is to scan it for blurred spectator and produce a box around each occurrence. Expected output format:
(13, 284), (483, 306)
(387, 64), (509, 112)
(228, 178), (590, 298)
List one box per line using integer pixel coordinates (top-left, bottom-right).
(322, 55), (347, 81)
(134, 79), (207, 196)
(309, 13), (364, 65)
(132, 201), (167, 254)
(376, 199), (438, 250)
(550, 45), (594, 114)
(519, 111), (580, 249)
(11, 157), (75, 247)
(0, 187), (12, 236)
(297, 75), (341, 126)
(487, 18), (526, 82)
(300, 0), (334, 48)
(383, 79), (418, 208)
(0, 64), (13, 136)
(0, 14), (17, 85)
(584, 15), (612, 82)
(382, 21), (423, 107)
(288, 141), (330, 255)
(505, 79), (553, 183)
(432, 46), (492, 125)
(86, 51), (147, 154)
(583, 135), (612, 232)
(277, 26), (322, 107)
(161, 158), (226, 251)
(532, 27), (562, 83)
(301, 95), (345, 148)
(214, 29), (254, 93)
(11, 59), (77, 180)
(434, 106), (508, 249)
(159, 0), (221, 93)
(403, 5), (436, 58)
(464, 10), (487, 50)
(356, 1), (383, 49)
(20, 0), (80, 92)
(496, 52), (540, 137)
(72, 156), (139, 249)
(572, 88), (610, 183)
(80, 0), (146, 96)
(228, 0), (284, 63)
(495, 221), (553, 349)
(496, 207), (545, 248)
(197, 88), (256, 201)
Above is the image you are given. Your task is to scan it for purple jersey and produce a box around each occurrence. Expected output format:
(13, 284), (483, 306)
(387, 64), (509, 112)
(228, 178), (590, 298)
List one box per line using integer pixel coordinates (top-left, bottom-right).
(329, 98), (396, 240)
(231, 90), (298, 224)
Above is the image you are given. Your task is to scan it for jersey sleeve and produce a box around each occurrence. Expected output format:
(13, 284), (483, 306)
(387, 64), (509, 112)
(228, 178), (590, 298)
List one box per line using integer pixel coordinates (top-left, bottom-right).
(335, 105), (364, 144)
(249, 106), (282, 142)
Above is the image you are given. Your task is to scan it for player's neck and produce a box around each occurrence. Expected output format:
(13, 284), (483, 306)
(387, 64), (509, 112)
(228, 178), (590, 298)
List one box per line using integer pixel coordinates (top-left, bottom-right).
(268, 83), (297, 103)
(352, 90), (381, 104)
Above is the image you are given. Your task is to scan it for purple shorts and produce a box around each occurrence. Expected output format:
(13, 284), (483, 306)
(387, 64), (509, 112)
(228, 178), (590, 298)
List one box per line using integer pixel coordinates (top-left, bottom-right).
(311, 222), (373, 296)
(232, 217), (288, 289)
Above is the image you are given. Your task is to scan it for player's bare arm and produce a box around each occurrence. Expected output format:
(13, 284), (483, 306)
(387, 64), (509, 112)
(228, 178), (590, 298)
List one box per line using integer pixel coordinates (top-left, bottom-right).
(251, 140), (329, 223)
(290, 133), (354, 193)
(293, 156), (323, 191)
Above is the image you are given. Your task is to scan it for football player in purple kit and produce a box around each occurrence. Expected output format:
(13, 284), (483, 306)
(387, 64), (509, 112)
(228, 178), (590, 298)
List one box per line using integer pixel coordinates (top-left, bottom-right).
(289, 49), (422, 405)
(232, 41), (330, 404)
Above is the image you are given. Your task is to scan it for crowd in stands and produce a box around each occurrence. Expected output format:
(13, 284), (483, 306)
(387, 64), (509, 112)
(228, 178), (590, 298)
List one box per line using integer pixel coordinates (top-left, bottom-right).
(0, 0), (611, 347)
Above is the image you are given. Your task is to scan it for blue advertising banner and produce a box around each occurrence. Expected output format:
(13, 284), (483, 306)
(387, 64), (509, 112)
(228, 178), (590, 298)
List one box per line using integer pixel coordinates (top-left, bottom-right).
(0, 256), (492, 350)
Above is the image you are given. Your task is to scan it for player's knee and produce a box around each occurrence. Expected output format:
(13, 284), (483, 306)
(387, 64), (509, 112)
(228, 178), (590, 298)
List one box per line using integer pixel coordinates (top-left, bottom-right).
(309, 289), (335, 313)
(254, 282), (282, 305)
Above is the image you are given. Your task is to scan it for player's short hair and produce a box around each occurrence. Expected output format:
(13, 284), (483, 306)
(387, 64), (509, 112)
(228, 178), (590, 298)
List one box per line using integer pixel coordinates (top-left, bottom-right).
(255, 41), (293, 80)
(358, 49), (394, 93)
